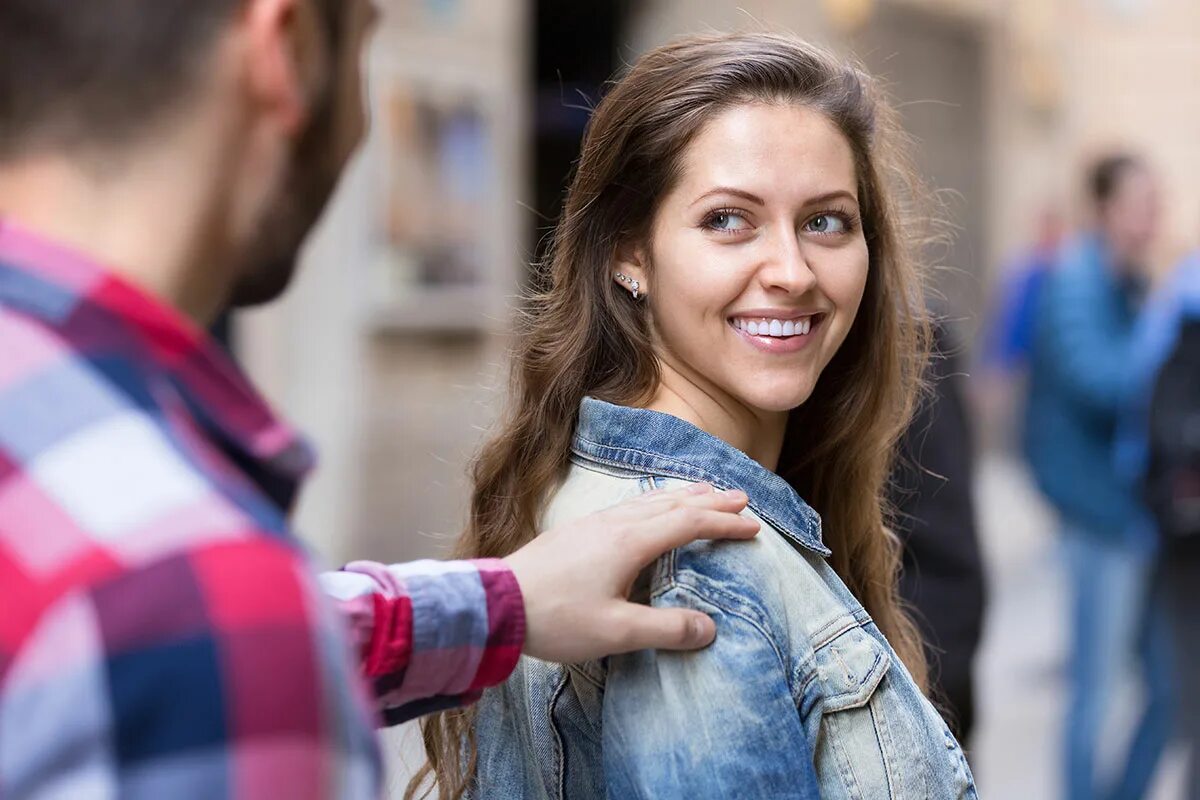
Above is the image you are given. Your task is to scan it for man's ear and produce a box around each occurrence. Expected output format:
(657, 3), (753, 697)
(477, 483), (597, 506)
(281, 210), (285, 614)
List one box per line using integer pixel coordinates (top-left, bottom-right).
(243, 0), (329, 136)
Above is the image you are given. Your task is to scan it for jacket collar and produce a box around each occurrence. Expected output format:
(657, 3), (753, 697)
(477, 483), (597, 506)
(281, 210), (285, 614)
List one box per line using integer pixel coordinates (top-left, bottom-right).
(572, 397), (828, 557)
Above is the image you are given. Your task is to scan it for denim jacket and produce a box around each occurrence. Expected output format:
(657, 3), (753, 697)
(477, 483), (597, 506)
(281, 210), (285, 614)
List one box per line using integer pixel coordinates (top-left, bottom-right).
(471, 398), (978, 799)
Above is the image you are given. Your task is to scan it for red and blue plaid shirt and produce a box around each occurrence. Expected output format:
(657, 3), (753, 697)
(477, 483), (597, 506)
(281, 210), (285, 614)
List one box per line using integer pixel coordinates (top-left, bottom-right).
(0, 221), (524, 798)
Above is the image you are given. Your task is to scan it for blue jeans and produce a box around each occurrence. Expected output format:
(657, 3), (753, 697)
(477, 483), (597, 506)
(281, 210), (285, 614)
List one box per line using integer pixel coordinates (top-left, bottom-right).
(1063, 529), (1173, 800)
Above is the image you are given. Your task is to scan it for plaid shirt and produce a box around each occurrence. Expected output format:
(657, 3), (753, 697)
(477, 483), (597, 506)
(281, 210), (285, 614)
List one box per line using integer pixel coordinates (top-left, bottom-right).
(0, 221), (524, 798)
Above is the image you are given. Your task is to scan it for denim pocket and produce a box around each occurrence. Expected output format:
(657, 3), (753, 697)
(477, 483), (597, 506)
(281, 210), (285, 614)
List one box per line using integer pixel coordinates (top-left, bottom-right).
(816, 623), (891, 712)
(813, 624), (900, 800)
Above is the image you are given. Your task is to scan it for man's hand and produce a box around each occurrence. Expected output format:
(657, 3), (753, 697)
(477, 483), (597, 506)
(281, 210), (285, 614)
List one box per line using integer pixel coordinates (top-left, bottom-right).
(503, 483), (759, 663)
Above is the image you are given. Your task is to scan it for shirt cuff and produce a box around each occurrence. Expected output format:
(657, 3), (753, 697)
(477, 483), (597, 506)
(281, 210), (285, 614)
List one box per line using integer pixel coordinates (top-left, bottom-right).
(462, 558), (525, 692)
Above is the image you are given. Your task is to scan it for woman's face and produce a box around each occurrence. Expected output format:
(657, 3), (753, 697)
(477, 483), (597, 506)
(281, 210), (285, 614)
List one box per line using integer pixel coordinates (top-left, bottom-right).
(631, 102), (869, 417)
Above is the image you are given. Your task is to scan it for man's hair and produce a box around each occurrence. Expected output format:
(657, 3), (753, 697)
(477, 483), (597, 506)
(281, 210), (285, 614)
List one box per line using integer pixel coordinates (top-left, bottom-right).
(0, 0), (240, 159)
(1088, 153), (1143, 208)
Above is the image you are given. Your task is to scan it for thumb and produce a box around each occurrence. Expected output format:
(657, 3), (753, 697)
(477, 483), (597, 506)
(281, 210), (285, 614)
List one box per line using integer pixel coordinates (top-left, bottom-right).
(611, 605), (718, 653)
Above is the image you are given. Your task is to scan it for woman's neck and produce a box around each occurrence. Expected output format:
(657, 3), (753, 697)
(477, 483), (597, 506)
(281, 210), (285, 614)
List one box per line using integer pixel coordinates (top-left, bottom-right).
(644, 360), (788, 472)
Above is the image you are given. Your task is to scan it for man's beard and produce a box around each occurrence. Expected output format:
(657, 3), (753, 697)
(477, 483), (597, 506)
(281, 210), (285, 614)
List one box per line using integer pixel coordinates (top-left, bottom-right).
(226, 87), (342, 308)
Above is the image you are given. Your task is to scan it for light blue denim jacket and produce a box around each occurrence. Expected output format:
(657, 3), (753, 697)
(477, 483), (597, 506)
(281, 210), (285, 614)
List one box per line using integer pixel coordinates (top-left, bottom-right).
(471, 398), (978, 799)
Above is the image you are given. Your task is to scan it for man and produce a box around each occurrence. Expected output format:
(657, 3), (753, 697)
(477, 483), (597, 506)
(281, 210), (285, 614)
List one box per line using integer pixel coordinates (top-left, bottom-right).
(0, 1), (759, 796)
(1024, 154), (1171, 800)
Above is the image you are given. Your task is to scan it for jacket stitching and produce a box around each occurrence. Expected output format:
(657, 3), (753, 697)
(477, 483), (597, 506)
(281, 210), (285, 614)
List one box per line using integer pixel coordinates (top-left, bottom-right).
(566, 663), (605, 691)
(573, 440), (828, 556)
(651, 579), (791, 692)
(870, 695), (903, 798)
(823, 646), (886, 708)
(547, 670), (571, 800)
(812, 616), (870, 651)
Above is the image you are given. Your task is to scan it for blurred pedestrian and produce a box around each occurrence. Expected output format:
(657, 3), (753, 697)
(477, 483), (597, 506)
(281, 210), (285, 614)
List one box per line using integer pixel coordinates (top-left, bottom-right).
(1025, 154), (1172, 800)
(1117, 251), (1200, 799)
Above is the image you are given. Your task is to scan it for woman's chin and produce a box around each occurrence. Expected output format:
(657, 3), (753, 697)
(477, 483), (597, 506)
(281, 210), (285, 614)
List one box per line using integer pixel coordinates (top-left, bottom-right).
(736, 386), (816, 416)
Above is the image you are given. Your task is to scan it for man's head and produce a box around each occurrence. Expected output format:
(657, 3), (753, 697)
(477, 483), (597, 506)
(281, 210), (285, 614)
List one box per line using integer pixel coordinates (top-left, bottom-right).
(1088, 153), (1161, 272)
(0, 0), (374, 309)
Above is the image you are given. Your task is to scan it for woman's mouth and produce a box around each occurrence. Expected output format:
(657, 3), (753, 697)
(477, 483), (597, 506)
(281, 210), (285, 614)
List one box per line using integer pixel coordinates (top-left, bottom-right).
(728, 313), (825, 353)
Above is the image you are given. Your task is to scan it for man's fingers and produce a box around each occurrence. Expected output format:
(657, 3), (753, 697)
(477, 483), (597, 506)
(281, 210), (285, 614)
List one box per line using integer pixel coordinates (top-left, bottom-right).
(617, 484), (749, 519)
(690, 488), (751, 512)
(638, 505), (760, 558)
(611, 605), (717, 653)
(619, 482), (714, 509)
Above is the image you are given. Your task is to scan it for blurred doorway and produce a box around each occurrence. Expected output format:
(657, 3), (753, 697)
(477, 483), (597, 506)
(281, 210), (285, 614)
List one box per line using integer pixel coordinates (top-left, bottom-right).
(532, 0), (632, 266)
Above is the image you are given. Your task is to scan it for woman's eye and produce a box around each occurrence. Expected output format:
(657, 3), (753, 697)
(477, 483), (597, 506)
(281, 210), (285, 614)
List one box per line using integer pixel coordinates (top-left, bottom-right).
(705, 211), (751, 232)
(805, 214), (847, 234)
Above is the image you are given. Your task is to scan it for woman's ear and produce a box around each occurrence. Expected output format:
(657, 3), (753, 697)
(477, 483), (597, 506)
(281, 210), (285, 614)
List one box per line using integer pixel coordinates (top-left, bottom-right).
(612, 241), (649, 300)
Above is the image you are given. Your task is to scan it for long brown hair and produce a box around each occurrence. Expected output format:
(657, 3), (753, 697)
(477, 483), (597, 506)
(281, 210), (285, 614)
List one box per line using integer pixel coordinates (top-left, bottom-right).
(409, 32), (932, 799)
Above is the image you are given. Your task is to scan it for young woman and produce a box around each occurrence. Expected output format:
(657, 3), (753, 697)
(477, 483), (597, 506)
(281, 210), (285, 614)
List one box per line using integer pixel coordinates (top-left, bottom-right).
(411, 32), (978, 799)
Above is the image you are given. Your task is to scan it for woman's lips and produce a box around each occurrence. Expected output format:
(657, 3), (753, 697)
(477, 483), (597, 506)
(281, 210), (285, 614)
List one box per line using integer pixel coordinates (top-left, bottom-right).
(728, 314), (824, 354)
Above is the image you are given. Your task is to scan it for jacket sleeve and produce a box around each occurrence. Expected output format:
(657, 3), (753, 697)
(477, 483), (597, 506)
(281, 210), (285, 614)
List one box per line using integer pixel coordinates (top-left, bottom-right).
(600, 581), (821, 800)
(1038, 253), (1136, 417)
(319, 558), (525, 725)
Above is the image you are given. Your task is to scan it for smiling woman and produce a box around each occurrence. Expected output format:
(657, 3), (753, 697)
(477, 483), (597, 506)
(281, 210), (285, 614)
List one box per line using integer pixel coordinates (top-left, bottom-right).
(412, 32), (976, 800)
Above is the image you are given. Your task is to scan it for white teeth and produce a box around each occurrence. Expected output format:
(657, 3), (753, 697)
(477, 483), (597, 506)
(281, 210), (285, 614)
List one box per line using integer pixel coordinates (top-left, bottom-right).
(733, 315), (817, 337)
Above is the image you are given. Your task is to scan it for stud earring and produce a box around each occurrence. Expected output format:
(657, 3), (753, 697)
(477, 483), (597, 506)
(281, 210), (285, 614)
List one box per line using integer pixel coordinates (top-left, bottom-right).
(614, 272), (641, 300)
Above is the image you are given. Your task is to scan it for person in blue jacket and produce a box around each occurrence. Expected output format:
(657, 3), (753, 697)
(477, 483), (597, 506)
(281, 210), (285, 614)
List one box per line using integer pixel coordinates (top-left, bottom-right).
(1025, 154), (1173, 800)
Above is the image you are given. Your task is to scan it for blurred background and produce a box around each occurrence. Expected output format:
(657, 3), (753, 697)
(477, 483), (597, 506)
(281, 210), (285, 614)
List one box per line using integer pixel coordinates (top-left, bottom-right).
(229, 0), (1199, 796)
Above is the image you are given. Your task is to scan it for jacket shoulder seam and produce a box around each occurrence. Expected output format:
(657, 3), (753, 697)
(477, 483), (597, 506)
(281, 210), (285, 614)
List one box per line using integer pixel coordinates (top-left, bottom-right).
(654, 576), (791, 687)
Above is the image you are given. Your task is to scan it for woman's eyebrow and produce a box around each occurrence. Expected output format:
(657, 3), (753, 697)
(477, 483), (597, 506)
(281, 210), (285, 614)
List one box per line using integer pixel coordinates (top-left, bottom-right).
(689, 187), (860, 208)
(804, 190), (859, 207)
(690, 187), (766, 207)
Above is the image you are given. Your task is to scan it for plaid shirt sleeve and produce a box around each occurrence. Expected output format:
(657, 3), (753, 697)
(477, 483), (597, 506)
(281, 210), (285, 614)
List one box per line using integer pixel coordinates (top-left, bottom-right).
(319, 558), (526, 725)
(1, 538), (385, 799)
